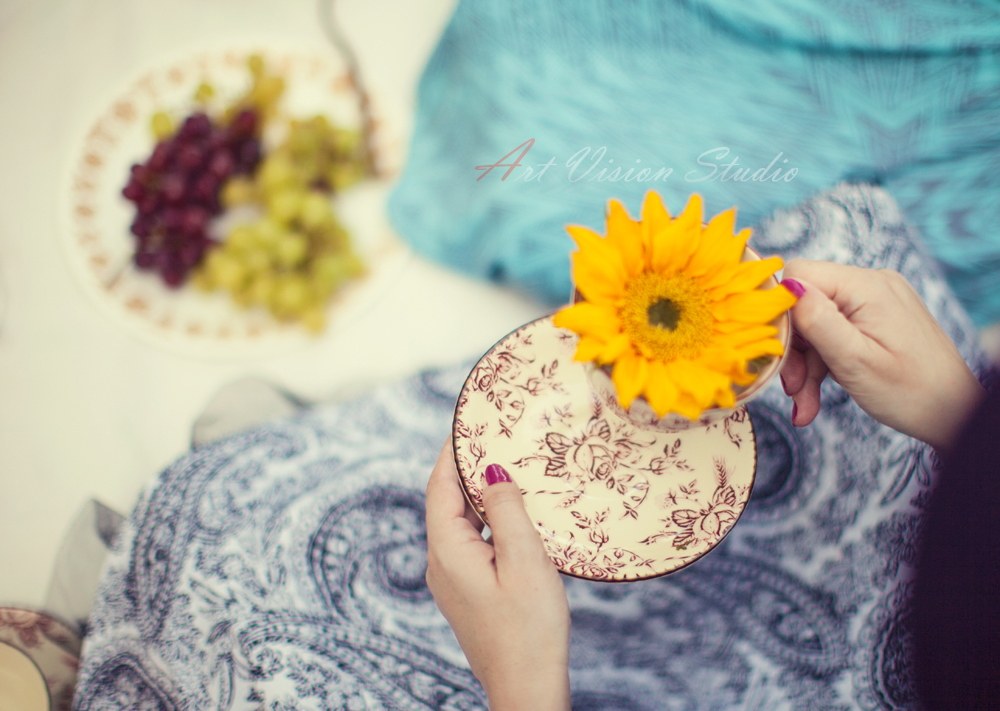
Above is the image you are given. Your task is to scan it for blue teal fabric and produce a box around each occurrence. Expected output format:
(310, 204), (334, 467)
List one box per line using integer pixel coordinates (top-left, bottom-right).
(388, 0), (1000, 325)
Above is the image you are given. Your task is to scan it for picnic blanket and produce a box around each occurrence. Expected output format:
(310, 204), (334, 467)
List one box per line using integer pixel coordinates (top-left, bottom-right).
(74, 184), (992, 710)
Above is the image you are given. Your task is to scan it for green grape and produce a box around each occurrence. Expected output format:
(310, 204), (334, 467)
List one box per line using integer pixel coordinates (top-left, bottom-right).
(232, 285), (256, 308)
(331, 128), (361, 156)
(151, 111), (174, 141)
(312, 252), (362, 289)
(227, 225), (256, 253)
(193, 82), (215, 103)
(247, 54), (265, 78)
(300, 306), (326, 333)
(250, 76), (285, 109)
(259, 154), (297, 193)
(248, 273), (276, 305)
(213, 253), (248, 292)
(191, 269), (214, 292)
(298, 192), (332, 231)
(274, 233), (309, 268)
(315, 219), (350, 251)
(268, 189), (305, 225)
(328, 162), (365, 192)
(270, 275), (312, 317)
(242, 248), (272, 274)
(253, 217), (284, 250)
(288, 124), (322, 156)
(221, 177), (257, 208)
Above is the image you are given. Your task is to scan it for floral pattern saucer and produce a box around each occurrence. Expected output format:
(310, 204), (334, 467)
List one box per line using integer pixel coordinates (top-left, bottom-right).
(453, 316), (757, 582)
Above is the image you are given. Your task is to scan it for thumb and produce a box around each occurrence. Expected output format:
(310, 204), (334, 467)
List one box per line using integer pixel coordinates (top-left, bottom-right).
(481, 463), (548, 573)
(781, 277), (867, 376)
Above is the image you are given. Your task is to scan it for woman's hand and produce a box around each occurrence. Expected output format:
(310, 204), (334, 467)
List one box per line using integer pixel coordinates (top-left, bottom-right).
(779, 259), (985, 450)
(425, 442), (571, 711)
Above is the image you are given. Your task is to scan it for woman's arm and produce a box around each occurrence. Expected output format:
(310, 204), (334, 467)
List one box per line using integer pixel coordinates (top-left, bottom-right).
(425, 443), (571, 711)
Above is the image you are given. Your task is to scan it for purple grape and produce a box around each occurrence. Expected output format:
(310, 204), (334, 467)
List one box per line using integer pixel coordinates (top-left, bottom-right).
(130, 216), (152, 238)
(134, 252), (156, 269)
(162, 207), (183, 231)
(230, 109), (258, 140)
(122, 178), (144, 202)
(148, 141), (174, 171)
(235, 139), (262, 174)
(191, 173), (219, 204)
(178, 143), (205, 172)
(161, 173), (186, 204)
(179, 240), (206, 268)
(138, 194), (160, 215)
(130, 163), (152, 184)
(208, 150), (234, 180)
(162, 266), (184, 288)
(179, 113), (211, 140)
(181, 206), (209, 236)
(207, 129), (229, 152)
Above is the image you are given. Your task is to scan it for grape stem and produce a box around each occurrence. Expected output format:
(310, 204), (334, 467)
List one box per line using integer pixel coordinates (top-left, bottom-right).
(318, 0), (379, 179)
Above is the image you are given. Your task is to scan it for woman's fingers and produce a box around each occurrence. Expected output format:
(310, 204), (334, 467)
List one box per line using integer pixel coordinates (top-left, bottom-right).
(480, 465), (552, 576)
(782, 274), (867, 376)
(780, 343), (808, 395)
(791, 346), (829, 426)
(426, 441), (488, 549)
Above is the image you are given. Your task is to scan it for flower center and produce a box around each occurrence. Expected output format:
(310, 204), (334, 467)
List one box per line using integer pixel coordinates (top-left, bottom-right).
(619, 271), (713, 361)
(647, 298), (681, 331)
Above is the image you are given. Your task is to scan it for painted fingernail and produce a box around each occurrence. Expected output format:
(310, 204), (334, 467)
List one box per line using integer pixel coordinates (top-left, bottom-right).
(791, 402), (799, 426)
(485, 463), (512, 486)
(781, 278), (806, 298)
(780, 374), (791, 395)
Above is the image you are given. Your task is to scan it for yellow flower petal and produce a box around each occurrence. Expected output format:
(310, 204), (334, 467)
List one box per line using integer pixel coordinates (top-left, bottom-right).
(572, 253), (625, 305)
(612, 351), (648, 408)
(671, 391), (705, 420)
(714, 324), (779, 349)
(640, 192), (671, 268)
(706, 256), (785, 300)
(553, 302), (621, 340)
(649, 194), (702, 274)
(598, 333), (632, 364)
(711, 286), (797, 324)
(686, 208), (738, 278)
(574, 336), (606, 362)
(568, 225), (626, 280)
(699, 345), (749, 380)
(665, 358), (727, 410)
(606, 200), (644, 278)
(644, 360), (678, 417)
(736, 338), (785, 361)
(714, 385), (737, 409)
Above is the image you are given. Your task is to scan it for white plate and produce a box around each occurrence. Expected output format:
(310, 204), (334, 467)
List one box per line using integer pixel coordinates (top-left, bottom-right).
(60, 46), (408, 359)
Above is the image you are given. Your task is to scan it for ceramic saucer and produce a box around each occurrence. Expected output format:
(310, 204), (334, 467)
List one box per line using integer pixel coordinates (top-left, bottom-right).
(452, 316), (757, 582)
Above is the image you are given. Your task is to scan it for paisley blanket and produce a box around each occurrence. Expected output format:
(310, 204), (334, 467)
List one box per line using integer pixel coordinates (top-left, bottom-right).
(74, 185), (991, 711)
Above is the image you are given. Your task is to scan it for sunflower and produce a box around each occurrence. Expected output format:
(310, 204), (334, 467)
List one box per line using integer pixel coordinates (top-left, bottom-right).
(553, 192), (797, 420)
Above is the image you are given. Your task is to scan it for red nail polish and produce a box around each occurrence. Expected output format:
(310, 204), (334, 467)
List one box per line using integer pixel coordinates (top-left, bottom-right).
(791, 403), (798, 425)
(780, 374), (791, 395)
(485, 463), (512, 486)
(792, 333), (812, 352)
(781, 278), (806, 298)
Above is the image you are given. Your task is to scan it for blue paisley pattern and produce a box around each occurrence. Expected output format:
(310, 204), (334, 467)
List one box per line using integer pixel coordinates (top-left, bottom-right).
(75, 185), (990, 710)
